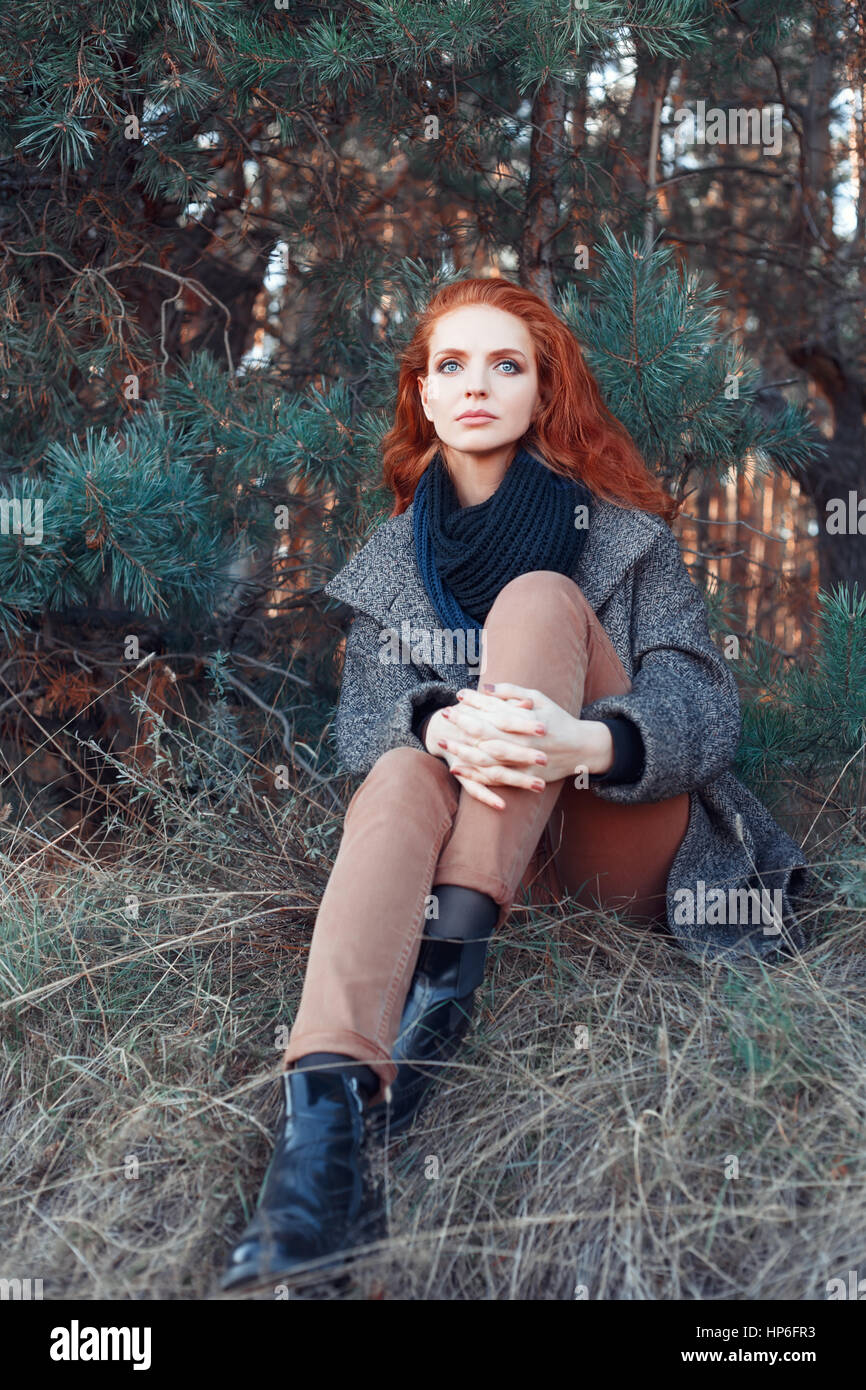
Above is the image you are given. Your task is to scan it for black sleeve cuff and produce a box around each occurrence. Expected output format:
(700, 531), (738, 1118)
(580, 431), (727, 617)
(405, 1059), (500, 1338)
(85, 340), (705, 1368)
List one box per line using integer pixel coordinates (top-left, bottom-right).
(588, 716), (645, 786)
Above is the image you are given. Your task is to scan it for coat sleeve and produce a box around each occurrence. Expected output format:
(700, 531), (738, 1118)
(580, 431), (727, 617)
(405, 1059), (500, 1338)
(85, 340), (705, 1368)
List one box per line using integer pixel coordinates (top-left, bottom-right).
(330, 607), (462, 776)
(580, 522), (741, 803)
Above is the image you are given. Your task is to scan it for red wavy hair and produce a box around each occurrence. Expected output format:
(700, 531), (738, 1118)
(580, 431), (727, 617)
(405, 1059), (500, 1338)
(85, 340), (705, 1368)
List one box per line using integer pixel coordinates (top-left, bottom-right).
(381, 276), (680, 523)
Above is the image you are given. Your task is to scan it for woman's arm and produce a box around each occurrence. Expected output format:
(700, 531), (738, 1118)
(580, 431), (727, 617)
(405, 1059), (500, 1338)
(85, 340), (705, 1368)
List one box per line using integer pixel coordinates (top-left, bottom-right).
(579, 522), (741, 804)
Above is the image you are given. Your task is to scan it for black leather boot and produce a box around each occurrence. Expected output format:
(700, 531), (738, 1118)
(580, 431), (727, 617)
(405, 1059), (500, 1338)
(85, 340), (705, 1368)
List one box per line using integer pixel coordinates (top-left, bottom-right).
(367, 885), (500, 1139)
(221, 1065), (385, 1291)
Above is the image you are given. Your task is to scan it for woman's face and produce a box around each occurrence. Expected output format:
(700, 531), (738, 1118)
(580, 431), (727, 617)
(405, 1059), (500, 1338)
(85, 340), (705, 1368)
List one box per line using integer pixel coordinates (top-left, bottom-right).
(417, 304), (543, 469)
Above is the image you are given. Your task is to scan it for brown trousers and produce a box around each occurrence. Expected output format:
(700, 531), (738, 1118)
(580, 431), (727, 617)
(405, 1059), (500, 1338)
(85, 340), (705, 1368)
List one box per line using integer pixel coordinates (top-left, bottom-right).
(283, 571), (690, 1107)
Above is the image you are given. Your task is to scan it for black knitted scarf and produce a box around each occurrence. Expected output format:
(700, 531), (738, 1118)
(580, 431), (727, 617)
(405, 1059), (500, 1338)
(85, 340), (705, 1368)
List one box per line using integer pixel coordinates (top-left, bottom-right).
(412, 444), (592, 634)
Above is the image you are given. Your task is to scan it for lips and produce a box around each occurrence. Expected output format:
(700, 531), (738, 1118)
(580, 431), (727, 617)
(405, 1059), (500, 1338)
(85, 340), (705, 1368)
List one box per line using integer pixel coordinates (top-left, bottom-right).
(457, 412), (496, 421)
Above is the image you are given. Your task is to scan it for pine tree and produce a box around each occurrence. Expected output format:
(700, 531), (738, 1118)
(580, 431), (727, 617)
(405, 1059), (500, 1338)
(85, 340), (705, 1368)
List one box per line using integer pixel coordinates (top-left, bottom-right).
(0, 1), (851, 845)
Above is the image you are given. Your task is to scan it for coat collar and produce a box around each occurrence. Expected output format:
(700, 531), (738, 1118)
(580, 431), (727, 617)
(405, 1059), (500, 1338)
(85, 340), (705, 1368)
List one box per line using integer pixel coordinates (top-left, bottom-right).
(323, 496), (664, 628)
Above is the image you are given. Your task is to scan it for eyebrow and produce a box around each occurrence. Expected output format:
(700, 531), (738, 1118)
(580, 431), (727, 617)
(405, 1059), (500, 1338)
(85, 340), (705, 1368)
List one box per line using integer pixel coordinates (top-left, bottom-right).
(431, 347), (529, 360)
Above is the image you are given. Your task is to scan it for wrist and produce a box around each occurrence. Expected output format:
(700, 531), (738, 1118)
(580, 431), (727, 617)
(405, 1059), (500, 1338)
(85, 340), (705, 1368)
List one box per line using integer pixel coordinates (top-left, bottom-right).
(570, 717), (615, 776)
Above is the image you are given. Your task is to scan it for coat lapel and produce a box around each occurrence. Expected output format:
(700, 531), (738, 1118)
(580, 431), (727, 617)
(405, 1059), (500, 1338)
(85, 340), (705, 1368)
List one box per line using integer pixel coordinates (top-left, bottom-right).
(322, 496), (662, 628)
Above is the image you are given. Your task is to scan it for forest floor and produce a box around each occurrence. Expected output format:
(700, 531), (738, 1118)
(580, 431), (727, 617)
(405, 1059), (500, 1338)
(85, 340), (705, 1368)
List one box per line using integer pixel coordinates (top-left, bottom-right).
(0, 730), (862, 1302)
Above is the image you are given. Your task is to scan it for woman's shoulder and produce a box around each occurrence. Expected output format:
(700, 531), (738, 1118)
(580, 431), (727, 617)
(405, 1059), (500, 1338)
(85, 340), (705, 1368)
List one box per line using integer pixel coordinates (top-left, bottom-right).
(573, 496), (671, 606)
(322, 506), (414, 613)
(591, 495), (669, 533)
(585, 494), (672, 557)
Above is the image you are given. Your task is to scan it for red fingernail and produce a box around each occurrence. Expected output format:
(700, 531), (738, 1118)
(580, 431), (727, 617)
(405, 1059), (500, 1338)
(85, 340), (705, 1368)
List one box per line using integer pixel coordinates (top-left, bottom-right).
(532, 779), (545, 790)
(437, 740), (447, 748)
(535, 753), (547, 764)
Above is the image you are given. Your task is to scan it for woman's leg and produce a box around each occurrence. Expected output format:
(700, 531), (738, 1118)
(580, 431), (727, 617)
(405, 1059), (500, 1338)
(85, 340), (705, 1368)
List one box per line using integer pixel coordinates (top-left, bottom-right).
(540, 783), (691, 925)
(431, 569), (691, 923)
(525, 642), (691, 924)
(282, 747), (460, 1107)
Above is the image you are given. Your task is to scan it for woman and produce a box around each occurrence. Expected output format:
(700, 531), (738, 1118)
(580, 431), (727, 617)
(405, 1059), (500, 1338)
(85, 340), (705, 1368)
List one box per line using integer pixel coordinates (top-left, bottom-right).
(221, 277), (813, 1292)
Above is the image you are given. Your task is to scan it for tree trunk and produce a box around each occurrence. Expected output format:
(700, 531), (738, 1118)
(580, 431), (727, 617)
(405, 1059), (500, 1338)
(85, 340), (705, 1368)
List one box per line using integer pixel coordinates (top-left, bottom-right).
(520, 77), (568, 302)
(787, 341), (866, 593)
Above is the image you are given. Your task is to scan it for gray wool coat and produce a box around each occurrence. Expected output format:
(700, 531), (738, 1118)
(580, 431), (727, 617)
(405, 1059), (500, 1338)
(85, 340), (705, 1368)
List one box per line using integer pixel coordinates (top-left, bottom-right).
(321, 495), (815, 964)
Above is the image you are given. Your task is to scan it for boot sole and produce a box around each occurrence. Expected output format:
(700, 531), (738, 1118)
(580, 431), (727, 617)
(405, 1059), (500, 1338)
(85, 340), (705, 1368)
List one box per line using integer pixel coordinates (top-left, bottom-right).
(220, 1247), (355, 1296)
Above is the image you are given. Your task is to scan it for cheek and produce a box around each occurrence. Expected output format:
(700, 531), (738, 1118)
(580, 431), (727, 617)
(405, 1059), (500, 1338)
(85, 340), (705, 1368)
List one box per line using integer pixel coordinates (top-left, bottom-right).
(506, 382), (539, 413)
(428, 375), (459, 405)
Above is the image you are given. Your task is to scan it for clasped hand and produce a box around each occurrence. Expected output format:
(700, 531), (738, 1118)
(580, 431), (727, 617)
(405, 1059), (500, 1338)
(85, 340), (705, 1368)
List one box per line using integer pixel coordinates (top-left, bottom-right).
(426, 681), (614, 811)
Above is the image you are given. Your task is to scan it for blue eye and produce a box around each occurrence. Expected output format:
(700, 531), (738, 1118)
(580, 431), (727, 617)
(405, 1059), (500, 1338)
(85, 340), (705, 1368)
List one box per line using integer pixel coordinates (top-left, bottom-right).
(436, 359), (521, 373)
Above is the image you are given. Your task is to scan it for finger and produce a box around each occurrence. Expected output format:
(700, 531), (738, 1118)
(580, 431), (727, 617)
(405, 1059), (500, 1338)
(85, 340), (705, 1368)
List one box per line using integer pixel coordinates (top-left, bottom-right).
(477, 738), (548, 767)
(452, 771), (505, 810)
(455, 691), (542, 730)
(459, 686), (534, 709)
(480, 682), (538, 702)
(448, 705), (544, 741)
(451, 757), (545, 793)
(476, 706), (548, 737)
(438, 738), (498, 768)
(452, 711), (486, 737)
(479, 765), (547, 792)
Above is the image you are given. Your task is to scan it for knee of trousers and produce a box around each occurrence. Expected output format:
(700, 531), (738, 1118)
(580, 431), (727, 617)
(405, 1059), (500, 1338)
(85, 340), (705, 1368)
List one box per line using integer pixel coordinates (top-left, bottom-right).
(487, 570), (591, 626)
(348, 745), (456, 813)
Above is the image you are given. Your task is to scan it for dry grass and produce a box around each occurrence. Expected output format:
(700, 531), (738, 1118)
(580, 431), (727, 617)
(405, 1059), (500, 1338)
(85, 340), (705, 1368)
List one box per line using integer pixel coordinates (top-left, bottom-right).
(0, 712), (863, 1302)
